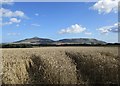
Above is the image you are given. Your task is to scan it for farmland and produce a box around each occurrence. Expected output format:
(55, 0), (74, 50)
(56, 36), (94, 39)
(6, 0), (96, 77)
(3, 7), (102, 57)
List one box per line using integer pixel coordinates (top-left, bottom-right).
(1, 47), (120, 85)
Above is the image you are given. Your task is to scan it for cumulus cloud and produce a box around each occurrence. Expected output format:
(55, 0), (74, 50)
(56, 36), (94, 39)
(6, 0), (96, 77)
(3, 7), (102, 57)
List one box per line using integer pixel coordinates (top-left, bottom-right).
(31, 24), (40, 27)
(10, 18), (21, 23)
(91, 0), (119, 14)
(0, 8), (26, 18)
(0, 0), (14, 5)
(1, 8), (27, 27)
(0, 22), (12, 26)
(59, 24), (86, 34)
(0, 18), (21, 26)
(97, 22), (120, 34)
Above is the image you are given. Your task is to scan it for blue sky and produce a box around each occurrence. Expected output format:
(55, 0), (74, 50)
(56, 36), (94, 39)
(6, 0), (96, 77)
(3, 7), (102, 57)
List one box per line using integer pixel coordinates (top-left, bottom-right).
(1, 1), (119, 43)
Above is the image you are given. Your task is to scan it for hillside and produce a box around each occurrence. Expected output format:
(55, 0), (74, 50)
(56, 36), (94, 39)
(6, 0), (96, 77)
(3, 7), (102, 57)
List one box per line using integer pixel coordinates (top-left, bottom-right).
(57, 38), (106, 44)
(14, 37), (106, 45)
(15, 37), (55, 44)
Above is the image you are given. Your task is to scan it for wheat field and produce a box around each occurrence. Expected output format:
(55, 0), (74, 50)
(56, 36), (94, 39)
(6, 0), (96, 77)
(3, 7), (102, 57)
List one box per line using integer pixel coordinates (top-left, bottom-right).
(1, 47), (120, 85)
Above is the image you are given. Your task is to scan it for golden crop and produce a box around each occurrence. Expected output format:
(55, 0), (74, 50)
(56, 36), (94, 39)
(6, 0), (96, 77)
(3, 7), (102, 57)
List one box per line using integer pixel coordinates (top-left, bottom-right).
(1, 47), (119, 85)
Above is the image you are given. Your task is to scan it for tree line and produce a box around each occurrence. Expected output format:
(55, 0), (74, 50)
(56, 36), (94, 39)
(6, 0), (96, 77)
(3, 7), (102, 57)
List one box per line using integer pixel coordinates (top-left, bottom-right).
(0, 43), (120, 48)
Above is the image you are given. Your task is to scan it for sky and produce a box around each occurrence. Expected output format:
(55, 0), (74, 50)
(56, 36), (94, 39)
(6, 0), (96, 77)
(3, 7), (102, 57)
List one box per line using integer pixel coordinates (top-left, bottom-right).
(1, 0), (119, 43)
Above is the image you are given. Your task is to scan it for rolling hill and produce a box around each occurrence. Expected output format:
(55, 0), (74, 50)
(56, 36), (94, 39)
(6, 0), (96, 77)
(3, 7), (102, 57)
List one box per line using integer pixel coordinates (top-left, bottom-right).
(13, 37), (106, 45)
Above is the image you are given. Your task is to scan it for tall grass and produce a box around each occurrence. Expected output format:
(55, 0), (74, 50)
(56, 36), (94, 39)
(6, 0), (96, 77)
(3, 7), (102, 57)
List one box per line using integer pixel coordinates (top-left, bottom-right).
(1, 47), (119, 85)
(0, 49), (2, 85)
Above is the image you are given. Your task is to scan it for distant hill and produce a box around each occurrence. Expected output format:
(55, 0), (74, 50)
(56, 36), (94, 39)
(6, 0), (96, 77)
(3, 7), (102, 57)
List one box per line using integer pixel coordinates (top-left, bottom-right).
(13, 37), (106, 45)
(14, 37), (54, 44)
(57, 38), (106, 44)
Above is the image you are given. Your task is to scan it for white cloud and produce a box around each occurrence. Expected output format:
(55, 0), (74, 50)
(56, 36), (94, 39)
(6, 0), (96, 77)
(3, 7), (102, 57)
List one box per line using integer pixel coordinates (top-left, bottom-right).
(31, 24), (40, 27)
(0, 21), (12, 26)
(35, 13), (39, 16)
(16, 24), (20, 27)
(0, 8), (26, 18)
(7, 32), (20, 36)
(84, 32), (92, 35)
(10, 18), (21, 23)
(97, 22), (120, 34)
(91, 0), (119, 14)
(59, 24), (86, 34)
(0, 18), (21, 26)
(0, 0), (14, 5)
(1, 8), (27, 27)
